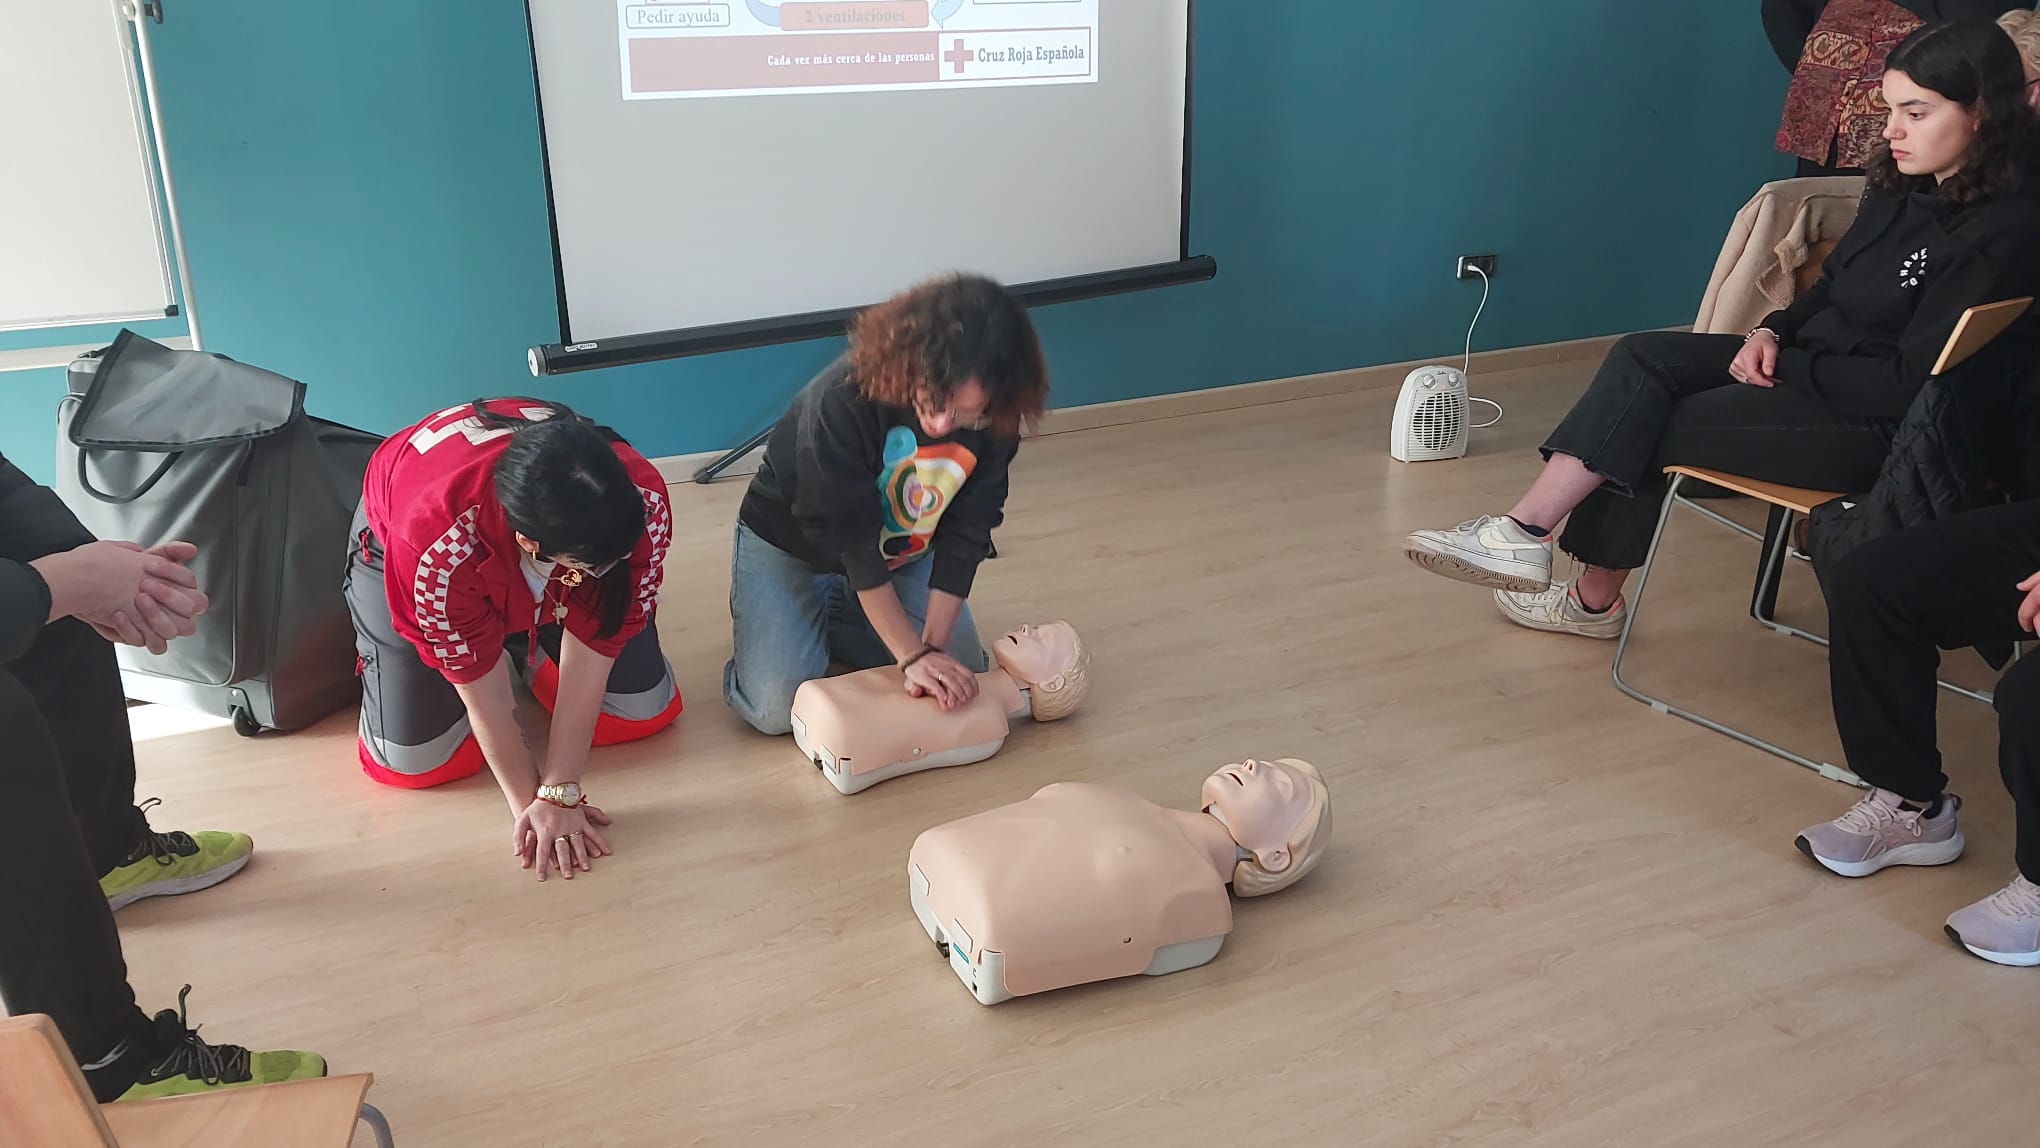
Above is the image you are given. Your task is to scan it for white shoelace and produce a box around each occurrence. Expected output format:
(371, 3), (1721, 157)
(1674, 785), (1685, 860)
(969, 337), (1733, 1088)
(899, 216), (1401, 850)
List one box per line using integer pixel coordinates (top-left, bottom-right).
(1984, 876), (2040, 921)
(1834, 793), (1925, 838)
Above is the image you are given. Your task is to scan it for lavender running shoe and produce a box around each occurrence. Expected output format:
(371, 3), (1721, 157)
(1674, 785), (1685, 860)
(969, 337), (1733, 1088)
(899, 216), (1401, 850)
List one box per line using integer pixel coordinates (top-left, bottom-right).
(1945, 875), (2040, 967)
(1795, 788), (1964, 878)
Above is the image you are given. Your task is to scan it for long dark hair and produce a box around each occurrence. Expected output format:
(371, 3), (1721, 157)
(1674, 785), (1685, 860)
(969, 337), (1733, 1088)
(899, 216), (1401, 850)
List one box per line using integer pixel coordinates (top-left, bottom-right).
(1867, 21), (2040, 207)
(474, 398), (642, 638)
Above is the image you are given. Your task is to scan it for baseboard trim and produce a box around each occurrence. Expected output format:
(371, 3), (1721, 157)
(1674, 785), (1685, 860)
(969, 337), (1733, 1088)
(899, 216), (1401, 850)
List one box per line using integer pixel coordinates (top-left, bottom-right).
(650, 331), (1624, 486)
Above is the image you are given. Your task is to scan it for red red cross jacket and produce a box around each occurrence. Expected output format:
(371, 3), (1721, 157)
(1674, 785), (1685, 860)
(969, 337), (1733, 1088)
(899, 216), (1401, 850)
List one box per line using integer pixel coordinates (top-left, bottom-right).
(362, 400), (671, 685)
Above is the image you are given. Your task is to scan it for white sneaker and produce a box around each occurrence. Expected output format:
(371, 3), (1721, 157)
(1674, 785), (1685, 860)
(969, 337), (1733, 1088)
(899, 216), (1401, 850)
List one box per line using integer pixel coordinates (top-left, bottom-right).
(1404, 515), (1553, 593)
(1494, 581), (1627, 639)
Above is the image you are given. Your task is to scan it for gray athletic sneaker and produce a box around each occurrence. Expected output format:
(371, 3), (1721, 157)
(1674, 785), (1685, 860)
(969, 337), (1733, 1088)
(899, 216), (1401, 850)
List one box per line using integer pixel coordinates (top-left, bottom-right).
(1494, 581), (1627, 639)
(1945, 874), (2040, 967)
(1795, 789), (1964, 878)
(1404, 515), (1553, 594)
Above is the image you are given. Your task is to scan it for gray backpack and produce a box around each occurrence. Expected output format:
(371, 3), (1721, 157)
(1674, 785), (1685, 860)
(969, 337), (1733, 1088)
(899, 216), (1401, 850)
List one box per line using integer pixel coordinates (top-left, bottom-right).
(55, 331), (383, 736)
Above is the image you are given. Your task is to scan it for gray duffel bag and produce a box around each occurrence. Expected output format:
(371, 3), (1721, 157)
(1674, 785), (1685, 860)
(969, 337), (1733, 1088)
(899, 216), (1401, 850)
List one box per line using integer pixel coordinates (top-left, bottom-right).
(55, 330), (382, 736)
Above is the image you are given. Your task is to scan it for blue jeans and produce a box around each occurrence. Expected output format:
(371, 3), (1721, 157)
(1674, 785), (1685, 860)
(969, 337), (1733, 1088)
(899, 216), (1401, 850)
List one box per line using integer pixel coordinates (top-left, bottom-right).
(723, 520), (988, 735)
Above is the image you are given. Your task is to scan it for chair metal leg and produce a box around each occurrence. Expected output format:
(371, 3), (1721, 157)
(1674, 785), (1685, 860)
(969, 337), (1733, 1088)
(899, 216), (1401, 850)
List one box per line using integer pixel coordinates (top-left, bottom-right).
(1671, 490), (1764, 541)
(1743, 513), (1997, 704)
(1751, 506), (1792, 621)
(1610, 474), (1866, 787)
(1750, 510), (1829, 646)
(359, 1103), (395, 1148)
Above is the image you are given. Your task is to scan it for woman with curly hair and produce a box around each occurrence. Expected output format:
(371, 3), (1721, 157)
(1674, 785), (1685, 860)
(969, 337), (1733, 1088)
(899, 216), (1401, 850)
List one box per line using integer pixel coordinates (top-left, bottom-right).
(1405, 20), (2040, 638)
(725, 274), (1050, 735)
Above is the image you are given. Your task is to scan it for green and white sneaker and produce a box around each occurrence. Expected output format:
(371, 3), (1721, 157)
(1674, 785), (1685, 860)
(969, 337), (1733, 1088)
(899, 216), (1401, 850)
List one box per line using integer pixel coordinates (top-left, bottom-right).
(99, 800), (253, 912)
(115, 986), (327, 1102)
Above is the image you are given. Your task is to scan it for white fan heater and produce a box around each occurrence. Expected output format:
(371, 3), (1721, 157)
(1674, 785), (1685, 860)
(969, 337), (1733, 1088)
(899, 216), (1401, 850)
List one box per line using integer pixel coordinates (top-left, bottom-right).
(1390, 365), (1469, 462)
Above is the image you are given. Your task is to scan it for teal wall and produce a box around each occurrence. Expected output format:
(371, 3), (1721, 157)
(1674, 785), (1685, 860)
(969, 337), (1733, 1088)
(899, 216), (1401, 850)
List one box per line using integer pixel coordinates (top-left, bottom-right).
(0, 2), (1790, 484)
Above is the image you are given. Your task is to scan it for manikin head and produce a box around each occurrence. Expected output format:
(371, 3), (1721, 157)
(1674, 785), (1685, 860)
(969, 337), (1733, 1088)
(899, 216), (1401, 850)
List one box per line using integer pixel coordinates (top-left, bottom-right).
(991, 621), (1090, 721)
(1201, 758), (1332, 898)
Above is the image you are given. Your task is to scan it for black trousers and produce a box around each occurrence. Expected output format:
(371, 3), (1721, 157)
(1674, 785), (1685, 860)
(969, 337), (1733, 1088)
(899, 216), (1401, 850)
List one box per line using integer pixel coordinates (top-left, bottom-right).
(1827, 500), (2040, 883)
(1543, 332), (1899, 571)
(0, 616), (154, 1076)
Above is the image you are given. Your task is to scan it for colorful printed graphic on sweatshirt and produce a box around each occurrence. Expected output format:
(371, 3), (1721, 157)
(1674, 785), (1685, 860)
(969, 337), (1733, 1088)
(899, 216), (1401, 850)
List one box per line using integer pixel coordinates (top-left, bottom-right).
(877, 426), (978, 567)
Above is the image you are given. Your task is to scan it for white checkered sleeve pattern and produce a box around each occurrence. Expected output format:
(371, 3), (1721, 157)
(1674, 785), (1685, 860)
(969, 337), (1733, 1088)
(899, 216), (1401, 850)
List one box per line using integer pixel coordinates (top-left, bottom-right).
(634, 485), (671, 623)
(413, 506), (484, 671)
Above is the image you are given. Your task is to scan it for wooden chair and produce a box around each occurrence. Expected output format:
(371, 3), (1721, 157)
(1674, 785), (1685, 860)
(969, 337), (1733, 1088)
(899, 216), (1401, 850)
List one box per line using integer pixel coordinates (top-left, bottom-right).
(1611, 298), (2035, 784)
(0, 1014), (393, 1148)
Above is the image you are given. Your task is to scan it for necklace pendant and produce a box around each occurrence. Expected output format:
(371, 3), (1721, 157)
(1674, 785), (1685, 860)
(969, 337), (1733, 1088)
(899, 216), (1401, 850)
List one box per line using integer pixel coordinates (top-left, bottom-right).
(553, 604), (569, 622)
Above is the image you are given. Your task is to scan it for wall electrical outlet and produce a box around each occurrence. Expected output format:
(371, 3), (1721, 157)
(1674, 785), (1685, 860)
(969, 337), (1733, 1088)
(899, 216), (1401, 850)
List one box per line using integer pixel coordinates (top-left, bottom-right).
(1456, 254), (1497, 280)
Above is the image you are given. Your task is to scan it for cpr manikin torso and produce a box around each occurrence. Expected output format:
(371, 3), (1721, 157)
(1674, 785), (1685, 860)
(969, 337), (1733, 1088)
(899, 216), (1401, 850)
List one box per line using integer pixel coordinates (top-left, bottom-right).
(907, 759), (1333, 1004)
(791, 622), (1089, 794)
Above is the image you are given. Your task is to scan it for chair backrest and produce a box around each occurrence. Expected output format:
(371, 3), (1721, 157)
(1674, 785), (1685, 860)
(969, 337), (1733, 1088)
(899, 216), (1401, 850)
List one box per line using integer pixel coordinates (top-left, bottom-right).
(0, 1015), (118, 1147)
(1932, 297), (2034, 377)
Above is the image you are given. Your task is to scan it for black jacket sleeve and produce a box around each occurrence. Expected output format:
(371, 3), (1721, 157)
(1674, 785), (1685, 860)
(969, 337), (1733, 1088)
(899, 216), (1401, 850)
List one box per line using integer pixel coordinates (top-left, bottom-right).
(0, 560), (52, 668)
(789, 379), (894, 592)
(1762, 188), (1882, 342)
(1775, 206), (2040, 420)
(0, 456), (90, 667)
(929, 435), (1016, 599)
(1759, 272), (1834, 345)
(1762, 0), (1827, 72)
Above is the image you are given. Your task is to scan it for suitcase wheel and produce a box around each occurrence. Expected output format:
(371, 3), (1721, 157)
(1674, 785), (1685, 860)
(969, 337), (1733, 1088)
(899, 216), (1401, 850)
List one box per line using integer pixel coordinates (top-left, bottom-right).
(230, 706), (263, 738)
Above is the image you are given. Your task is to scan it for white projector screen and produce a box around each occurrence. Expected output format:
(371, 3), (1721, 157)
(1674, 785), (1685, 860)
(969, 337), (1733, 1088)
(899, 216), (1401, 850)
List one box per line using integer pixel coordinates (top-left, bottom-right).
(0, 0), (175, 332)
(525, 0), (1194, 360)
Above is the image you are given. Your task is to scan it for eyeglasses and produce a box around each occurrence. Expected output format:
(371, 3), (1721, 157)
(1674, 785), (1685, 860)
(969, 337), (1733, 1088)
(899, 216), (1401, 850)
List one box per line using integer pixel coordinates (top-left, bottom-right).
(913, 391), (990, 431)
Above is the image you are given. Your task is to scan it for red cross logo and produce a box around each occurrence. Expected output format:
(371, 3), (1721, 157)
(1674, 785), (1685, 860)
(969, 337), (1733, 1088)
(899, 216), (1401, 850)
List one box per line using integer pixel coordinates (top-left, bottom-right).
(944, 38), (971, 74)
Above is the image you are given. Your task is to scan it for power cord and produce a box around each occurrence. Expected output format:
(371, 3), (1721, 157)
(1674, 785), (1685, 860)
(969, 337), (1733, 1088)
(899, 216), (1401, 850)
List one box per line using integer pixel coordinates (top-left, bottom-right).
(1463, 264), (1502, 429)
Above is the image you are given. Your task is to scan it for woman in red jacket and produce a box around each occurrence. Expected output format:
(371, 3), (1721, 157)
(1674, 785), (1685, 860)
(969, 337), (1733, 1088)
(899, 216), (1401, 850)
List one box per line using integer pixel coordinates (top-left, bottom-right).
(345, 399), (681, 880)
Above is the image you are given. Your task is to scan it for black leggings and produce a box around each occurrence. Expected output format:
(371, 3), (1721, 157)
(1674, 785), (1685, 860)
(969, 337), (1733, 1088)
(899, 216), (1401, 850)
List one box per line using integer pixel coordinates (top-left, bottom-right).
(1826, 500), (2040, 883)
(1542, 331), (1899, 571)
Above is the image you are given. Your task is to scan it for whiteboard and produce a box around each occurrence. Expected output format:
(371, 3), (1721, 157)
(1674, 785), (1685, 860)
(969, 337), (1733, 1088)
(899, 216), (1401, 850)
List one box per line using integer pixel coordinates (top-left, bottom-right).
(0, 0), (176, 332)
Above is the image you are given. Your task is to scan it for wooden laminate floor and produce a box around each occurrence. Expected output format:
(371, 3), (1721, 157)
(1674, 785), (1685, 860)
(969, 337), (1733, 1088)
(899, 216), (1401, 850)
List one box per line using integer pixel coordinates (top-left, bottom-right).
(57, 356), (2040, 1145)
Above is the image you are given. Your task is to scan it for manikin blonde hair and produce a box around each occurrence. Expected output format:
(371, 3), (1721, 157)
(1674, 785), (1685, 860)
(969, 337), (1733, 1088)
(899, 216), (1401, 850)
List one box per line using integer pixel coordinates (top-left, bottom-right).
(1026, 629), (1091, 722)
(1232, 758), (1333, 898)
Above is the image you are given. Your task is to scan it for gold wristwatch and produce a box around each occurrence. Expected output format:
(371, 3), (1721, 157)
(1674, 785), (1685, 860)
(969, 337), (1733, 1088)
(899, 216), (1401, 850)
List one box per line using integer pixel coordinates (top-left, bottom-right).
(535, 781), (586, 809)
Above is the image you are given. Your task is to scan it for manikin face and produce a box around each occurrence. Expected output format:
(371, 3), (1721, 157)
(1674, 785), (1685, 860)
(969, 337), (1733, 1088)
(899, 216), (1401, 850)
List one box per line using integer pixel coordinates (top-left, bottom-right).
(1201, 759), (1314, 874)
(991, 622), (1078, 685)
(1881, 69), (1980, 182)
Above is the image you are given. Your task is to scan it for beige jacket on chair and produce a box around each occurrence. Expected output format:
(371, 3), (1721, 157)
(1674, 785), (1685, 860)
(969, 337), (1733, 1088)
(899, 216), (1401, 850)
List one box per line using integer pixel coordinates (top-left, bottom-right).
(1694, 176), (1866, 335)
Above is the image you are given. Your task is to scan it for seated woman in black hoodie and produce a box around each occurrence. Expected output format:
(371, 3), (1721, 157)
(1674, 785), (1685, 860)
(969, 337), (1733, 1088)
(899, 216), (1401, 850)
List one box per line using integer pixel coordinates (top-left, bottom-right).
(1404, 20), (2040, 639)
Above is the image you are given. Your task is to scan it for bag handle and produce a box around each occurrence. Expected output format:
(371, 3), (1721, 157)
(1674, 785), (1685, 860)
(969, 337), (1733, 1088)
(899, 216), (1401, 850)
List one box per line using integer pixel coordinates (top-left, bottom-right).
(75, 447), (181, 505)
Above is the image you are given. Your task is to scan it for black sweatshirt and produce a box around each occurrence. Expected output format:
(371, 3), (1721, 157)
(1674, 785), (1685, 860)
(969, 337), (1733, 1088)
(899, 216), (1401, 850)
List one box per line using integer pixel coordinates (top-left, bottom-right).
(1761, 1), (2031, 72)
(1760, 160), (2040, 421)
(0, 455), (95, 666)
(739, 356), (1017, 599)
